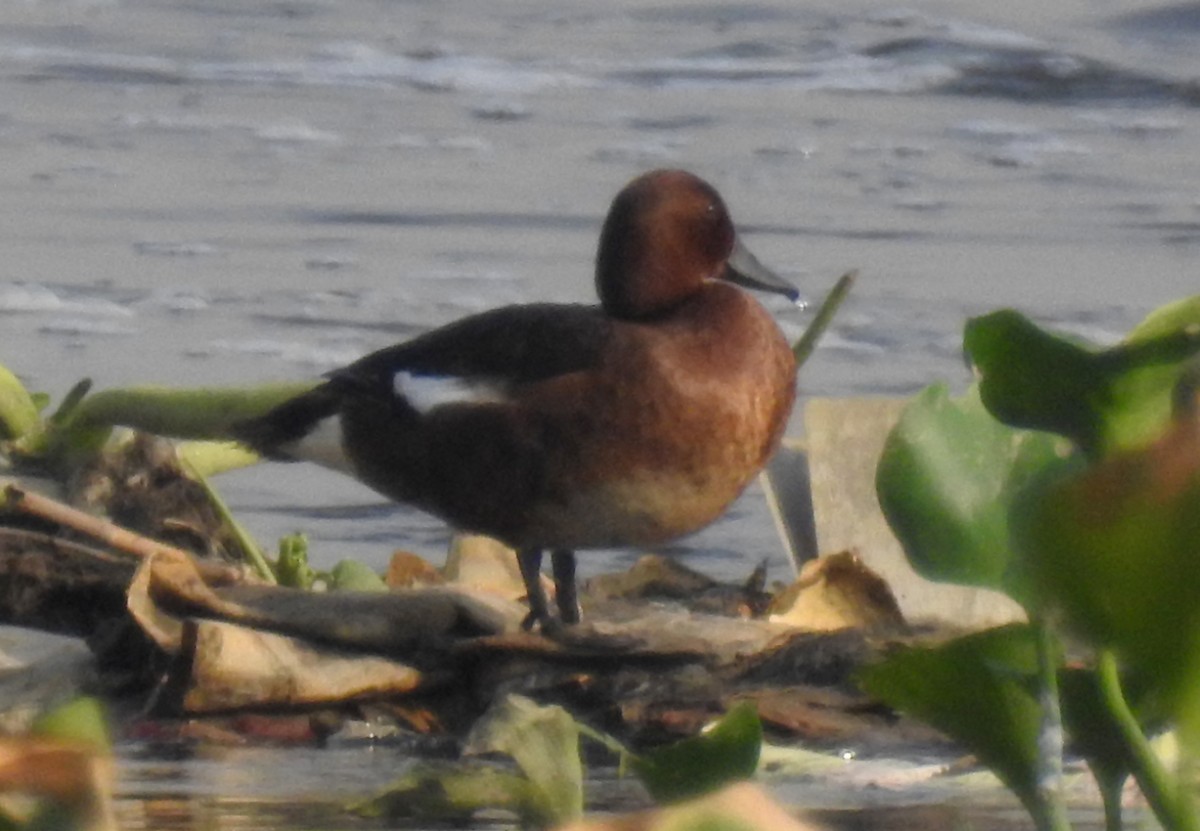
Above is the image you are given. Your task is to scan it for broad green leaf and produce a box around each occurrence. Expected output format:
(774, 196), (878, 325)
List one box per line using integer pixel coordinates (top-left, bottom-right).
(965, 310), (1106, 451)
(876, 382), (1077, 605)
(631, 700), (762, 804)
(1107, 296), (1200, 452)
(1013, 400), (1200, 749)
(965, 302), (1200, 458)
(858, 625), (1046, 818)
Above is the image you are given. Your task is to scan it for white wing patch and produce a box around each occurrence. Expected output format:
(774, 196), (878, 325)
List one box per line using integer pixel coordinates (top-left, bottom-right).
(279, 415), (354, 474)
(392, 370), (500, 413)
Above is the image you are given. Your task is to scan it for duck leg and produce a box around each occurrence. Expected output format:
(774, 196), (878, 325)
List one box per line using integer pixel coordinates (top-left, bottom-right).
(551, 549), (580, 624)
(517, 548), (551, 630)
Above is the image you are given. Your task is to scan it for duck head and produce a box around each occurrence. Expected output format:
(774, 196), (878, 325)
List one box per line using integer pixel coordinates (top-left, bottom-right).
(595, 169), (800, 320)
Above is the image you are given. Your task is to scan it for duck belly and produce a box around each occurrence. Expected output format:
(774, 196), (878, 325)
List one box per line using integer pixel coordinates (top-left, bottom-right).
(518, 469), (748, 550)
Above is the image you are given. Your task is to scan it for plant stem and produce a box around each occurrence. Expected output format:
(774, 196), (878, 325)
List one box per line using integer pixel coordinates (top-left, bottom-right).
(791, 270), (855, 368)
(1096, 649), (1199, 831)
(1033, 621), (1074, 831)
(181, 458), (277, 584)
(1099, 775), (1124, 831)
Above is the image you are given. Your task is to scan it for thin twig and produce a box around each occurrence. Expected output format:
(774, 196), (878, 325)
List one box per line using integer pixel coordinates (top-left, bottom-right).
(2, 483), (244, 585)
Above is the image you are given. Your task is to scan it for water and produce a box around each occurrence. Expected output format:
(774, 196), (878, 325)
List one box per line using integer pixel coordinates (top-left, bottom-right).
(1, 0), (1197, 823)
(3, 0), (1199, 578)
(111, 741), (1118, 831)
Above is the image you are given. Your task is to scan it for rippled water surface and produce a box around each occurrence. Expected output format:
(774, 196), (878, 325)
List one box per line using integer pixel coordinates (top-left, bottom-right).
(2, 0), (1198, 822)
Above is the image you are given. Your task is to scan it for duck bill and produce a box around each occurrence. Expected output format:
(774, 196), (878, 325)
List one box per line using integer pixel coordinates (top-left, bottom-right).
(723, 238), (805, 307)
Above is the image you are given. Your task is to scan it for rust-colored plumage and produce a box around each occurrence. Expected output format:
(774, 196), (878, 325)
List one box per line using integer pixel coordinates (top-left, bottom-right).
(233, 169), (799, 628)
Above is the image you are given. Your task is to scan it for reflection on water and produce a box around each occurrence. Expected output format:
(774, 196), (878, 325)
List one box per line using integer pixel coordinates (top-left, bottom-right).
(113, 740), (1131, 831)
(118, 743), (427, 831)
(118, 798), (381, 831)
(116, 742), (649, 831)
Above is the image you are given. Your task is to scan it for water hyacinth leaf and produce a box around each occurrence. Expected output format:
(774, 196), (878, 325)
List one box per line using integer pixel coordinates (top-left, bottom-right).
(31, 698), (111, 753)
(1106, 295), (1200, 452)
(0, 362), (41, 442)
(875, 382), (1075, 605)
(858, 625), (1045, 817)
(631, 700), (762, 804)
(464, 695), (583, 825)
(1013, 394), (1200, 749)
(965, 302), (1200, 457)
(965, 310), (1105, 452)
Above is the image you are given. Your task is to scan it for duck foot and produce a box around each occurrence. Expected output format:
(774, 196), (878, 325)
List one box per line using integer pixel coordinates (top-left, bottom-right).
(517, 547), (581, 632)
(550, 549), (581, 624)
(517, 614), (644, 651)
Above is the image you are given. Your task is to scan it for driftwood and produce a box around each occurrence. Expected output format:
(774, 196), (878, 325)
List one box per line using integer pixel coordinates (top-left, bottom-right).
(0, 435), (941, 752)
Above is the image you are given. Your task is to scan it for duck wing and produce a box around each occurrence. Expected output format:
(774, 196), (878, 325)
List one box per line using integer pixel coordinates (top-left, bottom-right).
(231, 303), (610, 456)
(329, 302), (611, 394)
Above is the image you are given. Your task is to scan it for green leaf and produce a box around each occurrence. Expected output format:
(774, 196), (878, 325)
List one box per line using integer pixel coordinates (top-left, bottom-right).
(1012, 399), (1200, 749)
(876, 382), (1078, 605)
(328, 559), (387, 592)
(31, 697), (111, 752)
(464, 695), (583, 825)
(858, 625), (1046, 817)
(965, 310), (1108, 453)
(276, 533), (315, 589)
(1106, 296), (1200, 452)
(965, 302), (1200, 457)
(175, 440), (261, 477)
(631, 700), (762, 804)
(0, 362), (42, 442)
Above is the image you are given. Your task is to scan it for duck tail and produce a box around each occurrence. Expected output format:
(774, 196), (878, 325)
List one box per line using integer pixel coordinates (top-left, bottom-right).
(228, 383), (342, 461)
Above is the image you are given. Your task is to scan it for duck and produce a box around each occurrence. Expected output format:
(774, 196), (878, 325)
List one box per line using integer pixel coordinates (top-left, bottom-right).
(232, 169), (800, 629)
